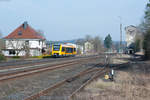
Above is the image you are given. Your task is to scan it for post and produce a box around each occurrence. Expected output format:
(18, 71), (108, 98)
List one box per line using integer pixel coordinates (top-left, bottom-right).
(119, 16), (123, 53)
(120, 23), (122, 53)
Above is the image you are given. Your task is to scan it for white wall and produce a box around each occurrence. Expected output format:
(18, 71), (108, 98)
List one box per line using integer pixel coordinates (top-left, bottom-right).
(84, 42), (94, 53)
(125, 26), (137, 47)
(29, 40), (46, 49)
(4, 39), (46, 56)
(76, 45), (84, 54)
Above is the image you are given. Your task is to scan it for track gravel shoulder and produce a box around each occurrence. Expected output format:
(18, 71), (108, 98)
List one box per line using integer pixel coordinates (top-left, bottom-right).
(0, 56), (105, 100)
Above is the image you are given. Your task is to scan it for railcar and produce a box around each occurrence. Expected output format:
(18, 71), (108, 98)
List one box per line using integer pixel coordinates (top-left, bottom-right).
(52, 44), (77, 57)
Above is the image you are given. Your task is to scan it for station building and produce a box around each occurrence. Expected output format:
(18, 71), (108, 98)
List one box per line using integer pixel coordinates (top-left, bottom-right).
(2, 22), (46, 57)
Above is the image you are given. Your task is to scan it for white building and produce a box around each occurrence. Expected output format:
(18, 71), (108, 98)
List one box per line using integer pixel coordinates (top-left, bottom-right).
(125, 25), (138, 47)
(76, 45), (84, 54)
(3, 22), (46, 56)
(84, 41), (94, 54)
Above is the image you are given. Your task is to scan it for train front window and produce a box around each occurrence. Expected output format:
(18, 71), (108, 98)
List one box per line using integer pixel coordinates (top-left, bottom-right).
(74, 48), (76, 52)
(53, 45), (60, 51)
(62, 47), (65, 52)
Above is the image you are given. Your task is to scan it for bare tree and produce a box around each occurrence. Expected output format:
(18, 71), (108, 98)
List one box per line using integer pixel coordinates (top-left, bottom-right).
(134, 33), (143, 52)
(0, 30), (2, 39)
(0, 31), (4, 54)
(75, 39), (84, 55)
(85, 35), (93, 42)
(76, 39), (85, 46)
(93, 36), (104, 53)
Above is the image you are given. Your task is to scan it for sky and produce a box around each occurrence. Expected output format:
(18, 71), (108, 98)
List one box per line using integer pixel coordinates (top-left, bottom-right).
(0, 0), (148, 41)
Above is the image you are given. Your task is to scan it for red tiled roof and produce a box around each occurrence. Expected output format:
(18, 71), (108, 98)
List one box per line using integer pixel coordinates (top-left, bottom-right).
(5, 22), (45, 40)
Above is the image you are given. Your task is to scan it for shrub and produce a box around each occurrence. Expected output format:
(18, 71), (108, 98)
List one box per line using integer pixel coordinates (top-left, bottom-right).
(42, 55), (52, 58)
(12, 56), (20, 59)
(32, 56), (40, 58)
(32, 56), (43, 59)
(0, 54), (6, 61)
(143, 30), (150, 59)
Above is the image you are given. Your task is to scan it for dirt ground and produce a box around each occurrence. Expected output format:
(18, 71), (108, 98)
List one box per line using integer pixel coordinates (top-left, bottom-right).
(73, 54), (150, 100)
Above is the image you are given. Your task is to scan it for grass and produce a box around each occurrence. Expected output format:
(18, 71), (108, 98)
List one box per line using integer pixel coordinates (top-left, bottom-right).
(73, 72), (150, 100)
(72, 55), (150, 100)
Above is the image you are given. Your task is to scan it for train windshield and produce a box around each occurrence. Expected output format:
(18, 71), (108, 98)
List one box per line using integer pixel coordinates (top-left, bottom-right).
(53, 45), (60, 51)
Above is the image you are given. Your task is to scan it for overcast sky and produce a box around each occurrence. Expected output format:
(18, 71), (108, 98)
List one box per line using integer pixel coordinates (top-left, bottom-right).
(0, 0), (148, 41)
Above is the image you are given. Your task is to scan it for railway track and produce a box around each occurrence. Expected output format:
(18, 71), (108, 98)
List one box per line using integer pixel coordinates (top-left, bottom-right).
(0, 53), (129, 100)
(0, 55), (100, 71)
(0, 55), (99, 67)
(1, 54), (118, 99)
(23, 59), (128, 100)
(69, 68), (109, 100)
(0, 56), (101, 82)
(0, 55), (106, 100)
(69, 63), (130, 100)
(24, 63), (105, 100)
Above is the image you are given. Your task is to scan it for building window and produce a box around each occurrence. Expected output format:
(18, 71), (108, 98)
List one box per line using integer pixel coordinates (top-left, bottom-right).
(18, 31), (22, 35)
(42, 48), (45, 53)
(9, 50), (16, 55)
(39, 41), (40, 45)
(25, 40), (29, 46)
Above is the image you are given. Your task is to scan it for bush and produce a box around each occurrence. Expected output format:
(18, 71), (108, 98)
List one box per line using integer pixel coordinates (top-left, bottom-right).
(42, 55), (52, 58)
(0, 54), (6, 61)
(12, 56), (20, 59)
(143, 30), (150, 59)
(32, 56), (43, 59)
(32, 56), (40, 58)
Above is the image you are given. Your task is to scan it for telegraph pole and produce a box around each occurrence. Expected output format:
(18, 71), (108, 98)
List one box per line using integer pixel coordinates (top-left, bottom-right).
(119, 16), (122, 53)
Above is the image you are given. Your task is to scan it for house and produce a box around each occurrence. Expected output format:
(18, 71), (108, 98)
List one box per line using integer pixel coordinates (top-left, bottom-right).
(76, 44), (84, 54)
(2, 21), (46, 57)
(125, 25), (138, 47)
(84, 41), (94, 54)
(125, 25), (143, 54)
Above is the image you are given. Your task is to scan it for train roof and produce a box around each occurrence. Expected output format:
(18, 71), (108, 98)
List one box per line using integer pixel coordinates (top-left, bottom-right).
(53, 43), (76, 48)
(62, 44), (76, 48)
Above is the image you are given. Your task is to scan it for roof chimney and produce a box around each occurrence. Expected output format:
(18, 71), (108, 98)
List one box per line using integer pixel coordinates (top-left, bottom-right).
(23, 21), (28, 29)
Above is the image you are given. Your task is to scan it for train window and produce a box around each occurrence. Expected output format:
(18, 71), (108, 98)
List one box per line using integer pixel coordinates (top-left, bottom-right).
(71, 48), (73, 53)
(66, 48), (70, 53)
(74, 48), (76, 52)
(62, 47), (65, 52)
(65, 48), (74, 53)
(53, 45), (60, 51)
(66, 48), (69, 53)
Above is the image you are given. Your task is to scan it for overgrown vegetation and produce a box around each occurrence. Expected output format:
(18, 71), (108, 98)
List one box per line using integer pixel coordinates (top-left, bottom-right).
(143, 30), (150, 59)
(134, 38), (141, 52)
(0, 31), (6, 61)
(73, 56), (150, 100)
(42, 55), (52, 58)
(139, 1), (150, 59)
(12, 56), (20, 59)
(0, 54), (6, 61)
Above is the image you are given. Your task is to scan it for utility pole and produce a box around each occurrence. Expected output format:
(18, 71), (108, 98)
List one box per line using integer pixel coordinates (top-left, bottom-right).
(119, 16), (122, 53)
